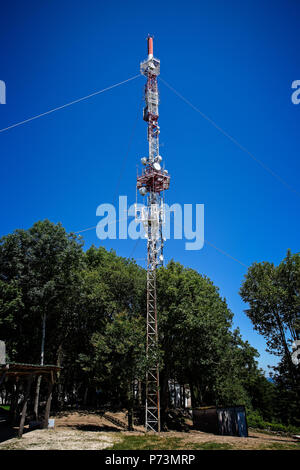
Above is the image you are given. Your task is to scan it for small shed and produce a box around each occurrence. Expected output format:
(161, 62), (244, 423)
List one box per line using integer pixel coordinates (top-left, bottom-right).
(193, 405), (248, 437)
(0, 362), (61, 437)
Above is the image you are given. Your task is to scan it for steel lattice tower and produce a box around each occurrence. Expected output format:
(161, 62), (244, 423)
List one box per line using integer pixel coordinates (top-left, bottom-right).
(136, 37), (170, 432)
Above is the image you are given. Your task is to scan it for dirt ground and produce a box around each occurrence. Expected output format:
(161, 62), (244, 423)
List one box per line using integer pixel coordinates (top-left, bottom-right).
(0, 410), (299, 450)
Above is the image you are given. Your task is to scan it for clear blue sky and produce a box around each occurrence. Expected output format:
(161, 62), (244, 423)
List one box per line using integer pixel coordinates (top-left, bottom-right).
(1, 0), (300, 373)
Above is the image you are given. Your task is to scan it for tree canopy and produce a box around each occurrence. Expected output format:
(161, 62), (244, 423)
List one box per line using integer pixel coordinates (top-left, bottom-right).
(240, 250), (300, 391)
(1, 220), (296, 429)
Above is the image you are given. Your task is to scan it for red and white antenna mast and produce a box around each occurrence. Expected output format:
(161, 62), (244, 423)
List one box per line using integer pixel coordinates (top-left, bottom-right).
(136, 36), (170, 432)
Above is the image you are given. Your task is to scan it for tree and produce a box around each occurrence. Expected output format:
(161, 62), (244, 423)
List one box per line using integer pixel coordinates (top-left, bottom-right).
(80, 312), (146, 429)
(0, 278), (23, 360)
(0, 220), (83, 417)
(0, 220), (277, 427)
(156, 261), (259, 428)
(271, 356), (300, 426)
(277, 250), (300, 340)
(239, 250), (300, 396)
(60, 246), (146, 411)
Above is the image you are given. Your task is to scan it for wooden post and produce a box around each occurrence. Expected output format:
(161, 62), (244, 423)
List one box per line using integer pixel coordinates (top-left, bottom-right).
(9, 378), (20, 425)
(0, 370), (7, 386)
(18, 374), (33, 438)
(43, 375), (54, 429)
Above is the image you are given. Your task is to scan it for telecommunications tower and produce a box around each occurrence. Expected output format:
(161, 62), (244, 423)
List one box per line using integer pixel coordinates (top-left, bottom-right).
(136, 36), (170, 432)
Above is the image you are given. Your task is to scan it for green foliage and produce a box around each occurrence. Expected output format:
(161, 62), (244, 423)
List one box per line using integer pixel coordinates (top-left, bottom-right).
(240, 250), (300, 425)
(240, 251), (300, 367)
(247, 409), (300, 435)
(0, 219), (295, 429)
(157, 261), (260, 409)
(89, 311), (146, 404)
(0, 219), (83, 363)
(247, 409), (268, 429)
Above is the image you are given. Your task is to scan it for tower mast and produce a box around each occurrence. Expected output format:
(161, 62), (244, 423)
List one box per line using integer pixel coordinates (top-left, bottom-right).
(136, 36), (170, 432)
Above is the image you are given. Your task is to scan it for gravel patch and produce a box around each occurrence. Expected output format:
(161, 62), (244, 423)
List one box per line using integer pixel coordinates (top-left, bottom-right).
(0, 428), (118, 450)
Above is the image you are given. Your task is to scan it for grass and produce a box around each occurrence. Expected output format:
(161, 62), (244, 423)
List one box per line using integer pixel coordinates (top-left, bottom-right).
(0, 405), (10, 411)
(108, 433), (300, 451)
(2, 432), (300, 450)
(108, 435), (183, 450)
(107, 434), (234, 450)
(257, 442), (300, 451)
(192, 442), (233, 450)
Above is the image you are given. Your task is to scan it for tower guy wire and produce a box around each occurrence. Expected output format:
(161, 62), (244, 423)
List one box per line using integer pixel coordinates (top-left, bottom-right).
(74, 95), (143, 235)
(112, 95), (144, 202)
(159, 77), (300, 200)
(0, 74), (141, 134)
(204, 240), (247, 268)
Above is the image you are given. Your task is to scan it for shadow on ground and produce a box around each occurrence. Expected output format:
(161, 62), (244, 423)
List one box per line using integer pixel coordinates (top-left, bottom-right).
(0, 424), (17, 443)
(0, 422), (37, 444)
(74, 424), (122, 433)
(247, 432), (299, 444)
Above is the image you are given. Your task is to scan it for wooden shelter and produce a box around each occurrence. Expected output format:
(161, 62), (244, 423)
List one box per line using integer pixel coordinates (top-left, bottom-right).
(0, 362), (61, 437)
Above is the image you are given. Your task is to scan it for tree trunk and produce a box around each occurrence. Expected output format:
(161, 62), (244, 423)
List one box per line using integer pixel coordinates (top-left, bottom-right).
(33, 312), (46, 420)
(275, 311), (299, 392)
(189, 380), (202, 409)
(127, 381), (134, 431)
(159, 369), (170, 430)
(138, 380), (142, 406)
(56, 344), (64, 409)
(83, 387), (88, 407)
